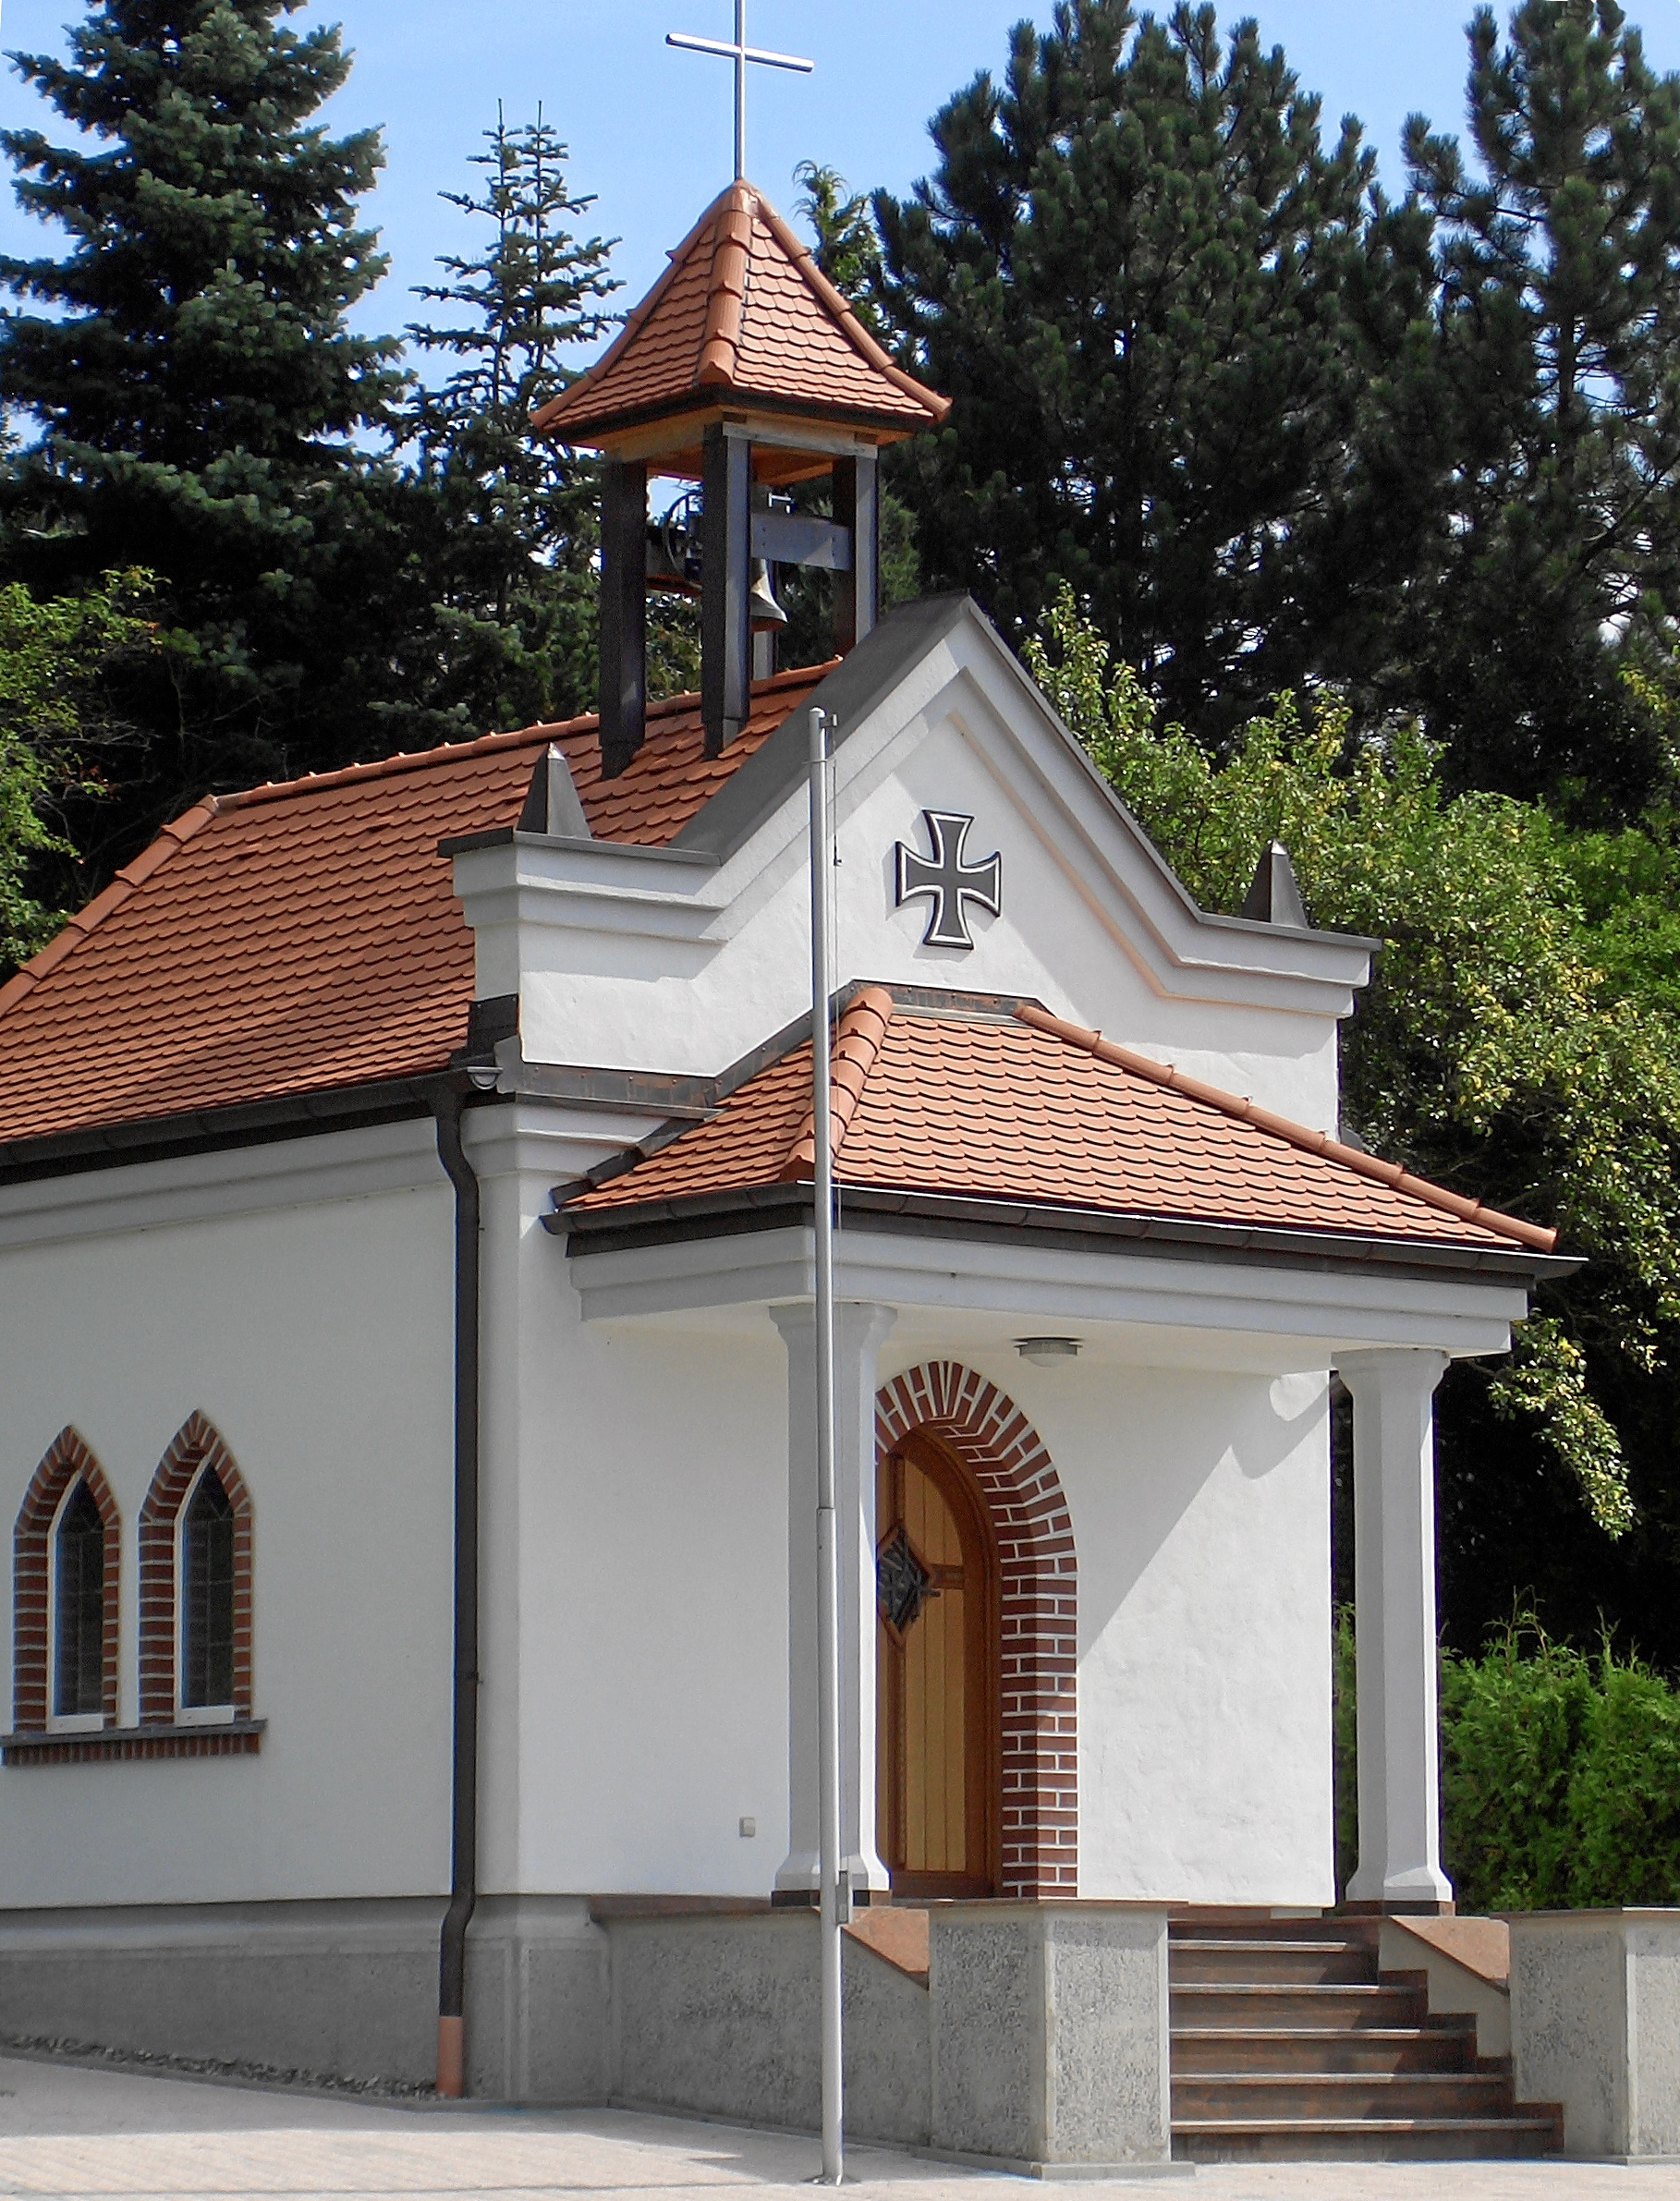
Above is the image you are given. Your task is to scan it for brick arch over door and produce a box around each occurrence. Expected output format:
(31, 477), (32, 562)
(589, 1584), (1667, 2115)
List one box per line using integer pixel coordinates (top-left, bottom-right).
(139, 1414), (253, 1725)
(13, 1429), (120, 1733)
(875, 1362), (1077, 1897)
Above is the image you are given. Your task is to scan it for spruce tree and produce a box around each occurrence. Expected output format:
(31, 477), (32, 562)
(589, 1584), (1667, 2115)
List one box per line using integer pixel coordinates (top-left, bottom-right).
(871, 0), (1399, 740)
(0, 0), (408, 833)
(392, 109), (619, 740)
(1403, 0), (1680, 808)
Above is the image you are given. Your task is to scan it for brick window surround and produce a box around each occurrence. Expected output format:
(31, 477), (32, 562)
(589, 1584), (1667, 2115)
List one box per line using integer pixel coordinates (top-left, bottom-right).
(875, 1361), (1077, 1898)
(139, 1414), (253, 1726)
(12, 1429), (120, 1734)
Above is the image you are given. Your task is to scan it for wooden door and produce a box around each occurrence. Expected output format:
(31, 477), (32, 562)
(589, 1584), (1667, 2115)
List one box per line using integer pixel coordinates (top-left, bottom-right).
(875, 1430), (999, 1898)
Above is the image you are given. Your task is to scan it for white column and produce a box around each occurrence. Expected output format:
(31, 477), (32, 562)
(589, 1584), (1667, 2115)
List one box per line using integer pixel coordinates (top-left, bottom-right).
(1340, 1349), (1455, 1909)
(771, 1300), (895, 1899)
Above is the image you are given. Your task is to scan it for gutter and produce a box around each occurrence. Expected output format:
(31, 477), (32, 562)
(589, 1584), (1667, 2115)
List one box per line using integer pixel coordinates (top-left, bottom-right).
(432, 1086), (481, 2098)
(550, 1181), (1584, 1287)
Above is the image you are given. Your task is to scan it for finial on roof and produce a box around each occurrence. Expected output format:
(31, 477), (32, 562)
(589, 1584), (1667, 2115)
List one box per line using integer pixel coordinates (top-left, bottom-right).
(1240, 841), (1311, 930)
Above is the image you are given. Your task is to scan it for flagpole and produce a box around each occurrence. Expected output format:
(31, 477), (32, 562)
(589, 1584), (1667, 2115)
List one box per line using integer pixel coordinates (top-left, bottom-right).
(809, 703), (845, 2186)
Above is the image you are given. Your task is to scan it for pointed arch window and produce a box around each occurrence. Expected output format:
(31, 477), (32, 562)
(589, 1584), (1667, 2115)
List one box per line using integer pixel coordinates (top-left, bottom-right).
(12, 1429), (119, 1736)
(52, 1480), (107, 1723)
(139, 1415), (253, 1729)
(180, 1466), (235, 1716)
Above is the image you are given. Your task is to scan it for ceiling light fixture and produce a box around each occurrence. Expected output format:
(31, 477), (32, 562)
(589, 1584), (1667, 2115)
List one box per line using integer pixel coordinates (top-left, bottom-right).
(1015, 1337), (1082, 1367)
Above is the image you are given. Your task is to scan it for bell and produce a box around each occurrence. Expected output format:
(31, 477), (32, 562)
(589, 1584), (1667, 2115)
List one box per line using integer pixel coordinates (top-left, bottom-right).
(749, 559), (788, 632)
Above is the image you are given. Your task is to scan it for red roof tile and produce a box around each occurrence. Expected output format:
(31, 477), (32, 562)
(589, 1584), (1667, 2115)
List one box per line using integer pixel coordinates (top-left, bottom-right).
(566, 989), (1557, 1256)
(0, 668), (829, 1149)
(532, 182), (949, 444)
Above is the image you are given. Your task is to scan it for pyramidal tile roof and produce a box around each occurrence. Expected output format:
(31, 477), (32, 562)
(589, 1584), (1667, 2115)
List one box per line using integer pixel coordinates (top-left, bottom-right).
(563, 988), (1559, 1258)
(0, 666), (831, 1152)
(532, 181), (950, 444)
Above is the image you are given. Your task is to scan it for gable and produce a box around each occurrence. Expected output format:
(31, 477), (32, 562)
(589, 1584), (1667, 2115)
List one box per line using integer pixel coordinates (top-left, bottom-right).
(461, 599), (1375, 1132)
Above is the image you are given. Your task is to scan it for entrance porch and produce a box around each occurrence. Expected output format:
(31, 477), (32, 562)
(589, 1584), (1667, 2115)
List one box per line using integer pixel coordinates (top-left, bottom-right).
(562, 1209), (1532, 1922)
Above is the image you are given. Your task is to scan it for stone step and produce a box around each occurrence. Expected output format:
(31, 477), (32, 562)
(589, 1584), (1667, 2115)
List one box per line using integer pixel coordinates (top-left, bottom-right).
(1171, 2025), (1481, 2076)
(1170, 1937), (1377, 1987)
(1173, 2070), (1516, 2122)
(1172, 1982), (1430, 2031)
(1172, 2114), (1563, 2164)
(1172, 1913), (1379, 1947)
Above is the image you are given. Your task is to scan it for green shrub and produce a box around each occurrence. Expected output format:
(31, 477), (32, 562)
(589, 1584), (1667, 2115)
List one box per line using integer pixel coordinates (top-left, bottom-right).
(1333, 1613), (1680, 1910)
(1333, 1608), (1358, 1899)
(1440, 1625), (1597, 1911)
(1564, 1656), (1680, 1905)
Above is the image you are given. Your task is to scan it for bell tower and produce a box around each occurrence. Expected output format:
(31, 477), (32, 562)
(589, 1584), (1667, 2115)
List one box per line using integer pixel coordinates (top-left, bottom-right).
(532, 182), (949, 777)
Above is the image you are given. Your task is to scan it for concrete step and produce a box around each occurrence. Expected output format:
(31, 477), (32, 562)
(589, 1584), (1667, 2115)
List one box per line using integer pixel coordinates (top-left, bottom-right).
(1172, 1982), (1430, 2031)
(1171, 2024), (1482, 2076)
(1172, 2114), (1563, 2164)
(1173, 2070), (1516, 2122)
(1170, 1937), (1377, 1987)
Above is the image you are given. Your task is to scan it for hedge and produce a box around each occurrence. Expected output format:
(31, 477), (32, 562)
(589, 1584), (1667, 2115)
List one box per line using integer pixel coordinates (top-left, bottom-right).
(1333, 1613), (1680, 1910)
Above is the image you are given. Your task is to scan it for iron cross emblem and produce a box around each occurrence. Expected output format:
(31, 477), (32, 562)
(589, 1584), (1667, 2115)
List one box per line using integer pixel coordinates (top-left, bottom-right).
(895, 811), (1003, 950)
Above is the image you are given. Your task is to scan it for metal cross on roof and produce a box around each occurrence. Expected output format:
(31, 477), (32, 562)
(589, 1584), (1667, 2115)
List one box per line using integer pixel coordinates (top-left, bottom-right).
(666, 2), (813, 182)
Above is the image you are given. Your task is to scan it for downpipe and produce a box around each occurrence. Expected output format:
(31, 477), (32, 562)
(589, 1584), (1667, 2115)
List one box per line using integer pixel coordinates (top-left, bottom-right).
(433, 1084), (481, 2098)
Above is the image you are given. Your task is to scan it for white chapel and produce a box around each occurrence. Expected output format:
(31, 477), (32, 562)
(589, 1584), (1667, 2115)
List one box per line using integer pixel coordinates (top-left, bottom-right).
(0, 181), (1576, 2167)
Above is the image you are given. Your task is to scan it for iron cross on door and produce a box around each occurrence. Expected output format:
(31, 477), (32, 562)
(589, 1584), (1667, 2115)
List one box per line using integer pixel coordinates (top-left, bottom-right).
(895, 812), (1003, 950)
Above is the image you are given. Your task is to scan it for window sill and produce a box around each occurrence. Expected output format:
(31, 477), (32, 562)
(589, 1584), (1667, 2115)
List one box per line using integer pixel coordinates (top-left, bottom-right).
(2, 1720), (265, 1766)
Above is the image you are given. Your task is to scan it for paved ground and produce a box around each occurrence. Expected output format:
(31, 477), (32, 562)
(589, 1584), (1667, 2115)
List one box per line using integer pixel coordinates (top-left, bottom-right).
(0, 2054), (1674, 2200)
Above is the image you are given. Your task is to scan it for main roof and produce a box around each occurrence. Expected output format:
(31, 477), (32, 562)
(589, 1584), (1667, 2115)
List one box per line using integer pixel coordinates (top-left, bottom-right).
(0, 666), (830, 1157)
(532, 181), (949, 446)
(561, 987), (1559, 1261)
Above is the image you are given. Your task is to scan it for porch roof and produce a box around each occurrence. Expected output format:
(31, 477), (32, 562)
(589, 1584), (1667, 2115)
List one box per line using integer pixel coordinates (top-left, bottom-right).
(558, 986), (1559, 1263)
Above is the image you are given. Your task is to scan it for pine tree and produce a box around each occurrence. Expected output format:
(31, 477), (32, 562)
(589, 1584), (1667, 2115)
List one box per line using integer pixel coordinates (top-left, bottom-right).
(1403, 0), (1680, 808)
(393, 109), (620, 740)
(0, 0), (408, 840)
(871, 0), (1400, 740)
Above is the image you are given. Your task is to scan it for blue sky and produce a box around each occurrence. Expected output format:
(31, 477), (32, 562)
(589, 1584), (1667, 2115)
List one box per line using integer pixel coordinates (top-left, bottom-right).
(4, 0), (1680, 362)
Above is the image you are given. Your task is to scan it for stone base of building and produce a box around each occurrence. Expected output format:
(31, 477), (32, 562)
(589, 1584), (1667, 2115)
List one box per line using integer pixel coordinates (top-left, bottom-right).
(0, 1895), (1175, 2171)
(0, 1895), (443, 2088)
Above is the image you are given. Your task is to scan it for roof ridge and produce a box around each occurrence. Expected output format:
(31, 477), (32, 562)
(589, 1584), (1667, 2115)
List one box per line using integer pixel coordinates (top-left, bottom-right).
(224, 665), (839, 814)
(0, 796), (220, 1022)
(227, 719), (572, 810)
(698, 184), (754, 388)
(779, 983), (895, 1181)
(530, 184), (737, 438)
(751, 193), (951, 423)
(1015, 1003), (1558, 1255)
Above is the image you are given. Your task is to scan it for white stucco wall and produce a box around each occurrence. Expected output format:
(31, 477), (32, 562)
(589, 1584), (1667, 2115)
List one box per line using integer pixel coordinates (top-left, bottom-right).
(0, 1134), (455, 1910)
(1047, 1365), (1335, 1907)
(472, 1117), (792, 1901)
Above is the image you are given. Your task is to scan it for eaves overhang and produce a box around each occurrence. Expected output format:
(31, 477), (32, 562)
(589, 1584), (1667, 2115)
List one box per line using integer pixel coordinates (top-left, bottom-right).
(0, 1073), (469, 1188)
(549, 1179), (1581, 1290)
(537, 384), (932, 452)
